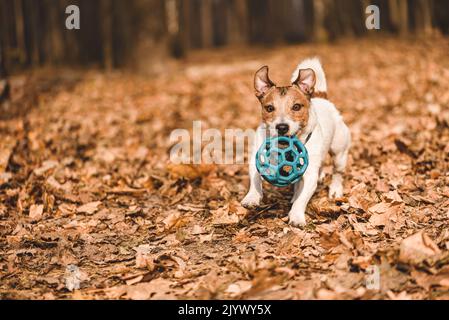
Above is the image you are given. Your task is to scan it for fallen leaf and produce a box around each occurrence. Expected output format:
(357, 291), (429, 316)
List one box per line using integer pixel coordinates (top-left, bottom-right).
(161, 211), (182, 230)
(387, 290), (412, 300)
(225, 281), (252, 298)
(29, 204), (44, 221)
(211, 205), (239, 225)
(191, 224), (207, 235)
(34, 160), (59, 176)
(76, 201), (101, 215)
(368, 202), (391, 214)
(385, 190), (403, 204)
(399, 231), (441, 265)
(166, 163), (216, 180)
(126, 278), (174, 300)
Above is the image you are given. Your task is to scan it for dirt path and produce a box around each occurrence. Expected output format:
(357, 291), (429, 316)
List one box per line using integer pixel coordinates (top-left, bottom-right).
(1, 38), (448, 300)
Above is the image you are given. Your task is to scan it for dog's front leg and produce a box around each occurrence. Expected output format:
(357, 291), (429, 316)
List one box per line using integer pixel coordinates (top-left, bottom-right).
(241, 157), (263, 208)
(241, 126), (265, 208)
(288, 165), (319, 227)
(291, 180), (303, 204)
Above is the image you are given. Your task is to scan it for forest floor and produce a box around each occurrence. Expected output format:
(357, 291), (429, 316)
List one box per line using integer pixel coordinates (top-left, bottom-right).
(1, 37), (449, 300)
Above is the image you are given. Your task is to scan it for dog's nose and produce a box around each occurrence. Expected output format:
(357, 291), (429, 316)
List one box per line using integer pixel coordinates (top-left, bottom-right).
(276, 123), (290, 135)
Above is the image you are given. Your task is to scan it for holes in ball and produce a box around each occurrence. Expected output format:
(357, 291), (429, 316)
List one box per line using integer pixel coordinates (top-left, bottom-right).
(284, 150), (295, 162)
(280, 165), (293, 177)
(278, 140), (289, 149)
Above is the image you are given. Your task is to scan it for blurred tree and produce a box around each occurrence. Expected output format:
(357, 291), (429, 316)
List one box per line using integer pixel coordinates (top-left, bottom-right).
(312, 0), (328, 41)
(100, 0), (113, 69)
(46, 0), (64, 64)
(0, 0), (448, 72)
(226, 0), (248, 45)
(413, 0), (434, 35)
(200, 0), (213, 47)
(390, 0), (409, 36)
(0, 38), (6, 78)
(434, 0), (449, 34)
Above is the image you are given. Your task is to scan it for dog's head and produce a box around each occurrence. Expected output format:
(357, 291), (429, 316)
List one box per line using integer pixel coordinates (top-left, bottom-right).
(254, 66), (315, 137)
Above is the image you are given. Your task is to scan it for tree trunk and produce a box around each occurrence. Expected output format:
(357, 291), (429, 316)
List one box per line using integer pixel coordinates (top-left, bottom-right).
(414, 0), (433, 35)
(128, 0), (169, 73)
(179, 0), (192, 51)
(226, 0), (248, 45)
(390, 0), (409, 36)
(302, 0), (315, 41)
(46, 0), (64, 64)
(0, 35), (7, 78)
(199, 0), (213, 47)
(14, 0), (26, 64)
(101, 0), (113, 70)
(433, 0), (449, 34)
(21, 0), (35, 66)
(314, 0), (328, 41)
(267, 0), (285, 43)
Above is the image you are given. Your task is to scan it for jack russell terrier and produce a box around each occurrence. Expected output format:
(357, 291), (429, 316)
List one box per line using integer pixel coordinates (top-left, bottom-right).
(241, 58), (351, 227)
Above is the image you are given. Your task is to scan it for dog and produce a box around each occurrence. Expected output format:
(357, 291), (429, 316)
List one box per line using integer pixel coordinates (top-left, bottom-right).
(241, 58), (351, 227)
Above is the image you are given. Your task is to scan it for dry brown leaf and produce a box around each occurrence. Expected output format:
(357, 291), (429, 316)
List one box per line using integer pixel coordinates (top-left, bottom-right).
(225, 281), (252, 298)
(76, 201), (101, 215)
(199, 233), (213, 243)
(161, 210), (184, 230)
(0, 137), (16, 174)
(29, 204), (44, 221)
(211, 205), (239, 225)
(34, 160), (59, 176)
(399, 231), (441, 265)
(368, 202), (391, 214)
(229, 200), (248, 218)
(385, 190), (403, 204)
(125, 278), (174, 300)
(411, 268), (449, 291)
(166, 163), (216, 180)
(191, 224), (207, 235)
(348, 183), (372, 211)
(387, 290), (412, 300)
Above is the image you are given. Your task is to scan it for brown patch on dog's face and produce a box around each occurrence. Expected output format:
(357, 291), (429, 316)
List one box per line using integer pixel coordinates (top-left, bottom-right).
(260, 86), (310, 124)
(254, 66), (315, 136)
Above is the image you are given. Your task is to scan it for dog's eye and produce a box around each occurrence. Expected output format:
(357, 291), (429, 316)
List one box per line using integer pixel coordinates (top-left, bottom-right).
(264, 105), (275, 113)
(292, 104), (303, 111)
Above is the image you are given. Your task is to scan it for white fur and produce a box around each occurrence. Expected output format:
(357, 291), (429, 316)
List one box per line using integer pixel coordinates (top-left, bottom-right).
(242, 58), (351, 227)
(291, 57), (327, 93)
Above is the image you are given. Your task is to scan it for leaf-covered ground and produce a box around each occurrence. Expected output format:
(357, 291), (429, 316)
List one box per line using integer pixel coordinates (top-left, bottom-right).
(1, 38), (448, 300)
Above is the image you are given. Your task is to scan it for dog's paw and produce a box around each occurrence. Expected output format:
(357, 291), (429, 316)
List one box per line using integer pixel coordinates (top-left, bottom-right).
(241, 193), (262, 209)
(328, 182), (343, 198)
(288, 211), (307, 227)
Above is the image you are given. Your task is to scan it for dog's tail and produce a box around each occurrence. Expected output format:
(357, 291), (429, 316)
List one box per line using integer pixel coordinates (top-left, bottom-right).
(291, 57), (327, 98)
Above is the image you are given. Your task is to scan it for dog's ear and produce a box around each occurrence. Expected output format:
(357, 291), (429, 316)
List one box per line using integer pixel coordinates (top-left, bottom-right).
(254, 66), (275, 98)
(292, 68), (316, 96)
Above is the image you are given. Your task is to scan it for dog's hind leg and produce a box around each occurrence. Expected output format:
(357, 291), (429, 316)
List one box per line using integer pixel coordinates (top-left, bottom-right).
(329, 123), (351, 198)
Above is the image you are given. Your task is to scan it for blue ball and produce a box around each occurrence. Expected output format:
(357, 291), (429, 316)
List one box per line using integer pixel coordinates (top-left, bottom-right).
(255, 136), (309, 187)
